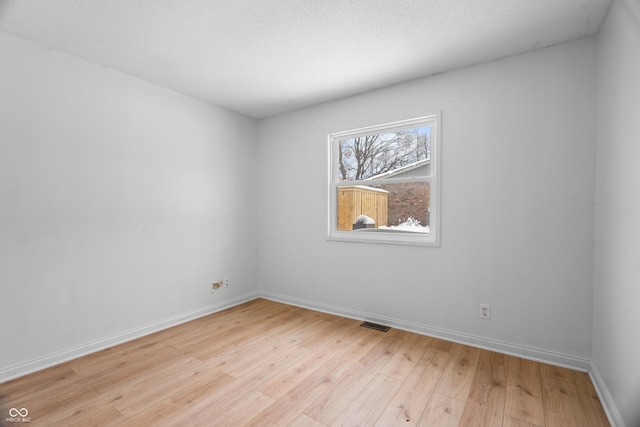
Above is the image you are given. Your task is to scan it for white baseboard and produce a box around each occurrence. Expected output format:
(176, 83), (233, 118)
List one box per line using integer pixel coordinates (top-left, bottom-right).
(0, 291), (260, 383)
(1, 290), (594, 384)
(259, 291), (591, 372)
(589, 362), (624, 427)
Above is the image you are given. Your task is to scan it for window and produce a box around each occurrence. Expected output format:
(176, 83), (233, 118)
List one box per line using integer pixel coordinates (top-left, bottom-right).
(328, 114), (440, 246)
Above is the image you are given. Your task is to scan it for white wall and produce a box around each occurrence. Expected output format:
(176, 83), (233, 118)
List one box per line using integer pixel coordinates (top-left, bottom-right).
(593, 0), (640, 426)
(259, 38), (597, 367)
(0, 32), (259, 378)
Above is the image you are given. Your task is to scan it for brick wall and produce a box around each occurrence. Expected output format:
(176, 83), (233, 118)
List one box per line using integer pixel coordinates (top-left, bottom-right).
(379, 182), (430, 227)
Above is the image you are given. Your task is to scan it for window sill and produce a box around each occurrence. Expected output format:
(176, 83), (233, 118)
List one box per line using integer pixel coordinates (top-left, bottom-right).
(327, 230), (440, 247)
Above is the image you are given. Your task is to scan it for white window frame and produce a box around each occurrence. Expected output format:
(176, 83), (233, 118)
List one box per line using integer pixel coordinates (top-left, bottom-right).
(327, 113), (441, 246)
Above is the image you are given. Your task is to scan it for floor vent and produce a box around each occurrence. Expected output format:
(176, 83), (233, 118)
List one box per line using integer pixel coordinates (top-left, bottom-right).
(360, 321), (391, 332)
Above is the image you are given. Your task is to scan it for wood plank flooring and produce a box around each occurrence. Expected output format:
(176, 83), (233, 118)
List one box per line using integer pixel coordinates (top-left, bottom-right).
(0, 298), (610, 426)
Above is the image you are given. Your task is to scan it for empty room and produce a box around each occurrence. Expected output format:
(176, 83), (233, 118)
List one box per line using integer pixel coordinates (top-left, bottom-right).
(1, 0), (638, 426)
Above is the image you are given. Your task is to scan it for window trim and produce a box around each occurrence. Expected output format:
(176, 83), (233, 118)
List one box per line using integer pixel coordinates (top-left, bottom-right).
(327, 113), (441, 247)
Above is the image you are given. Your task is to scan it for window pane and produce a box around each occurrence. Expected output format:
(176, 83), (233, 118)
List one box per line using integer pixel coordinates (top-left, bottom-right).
(336, 182), (430, 233)
(337, 125), (431, 182)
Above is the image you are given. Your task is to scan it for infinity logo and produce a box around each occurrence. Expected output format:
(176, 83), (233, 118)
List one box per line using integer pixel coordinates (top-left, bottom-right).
(8, 408), (28, 417)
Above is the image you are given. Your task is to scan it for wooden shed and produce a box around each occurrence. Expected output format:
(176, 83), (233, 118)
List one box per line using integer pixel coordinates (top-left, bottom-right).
(337, 185), (389, 231)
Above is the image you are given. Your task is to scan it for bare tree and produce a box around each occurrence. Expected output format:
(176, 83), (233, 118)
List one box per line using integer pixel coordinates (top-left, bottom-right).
(339, 128), (430, 181)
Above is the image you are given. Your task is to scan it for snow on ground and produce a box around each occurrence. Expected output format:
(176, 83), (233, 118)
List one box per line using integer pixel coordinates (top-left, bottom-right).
(378, 217), (430, 233)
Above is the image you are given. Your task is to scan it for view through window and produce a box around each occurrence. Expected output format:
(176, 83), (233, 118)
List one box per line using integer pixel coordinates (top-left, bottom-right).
(328, 115), (440, 246)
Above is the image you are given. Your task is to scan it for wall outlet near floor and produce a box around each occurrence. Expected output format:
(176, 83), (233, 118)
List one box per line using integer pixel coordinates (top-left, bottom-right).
(211, 280), (224, 293)
(224, 277), (230, 288)
(480, 304), (491, 320)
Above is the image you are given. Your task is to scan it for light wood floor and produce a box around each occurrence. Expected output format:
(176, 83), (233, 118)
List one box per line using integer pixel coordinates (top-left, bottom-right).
(0, 298), (609, 426)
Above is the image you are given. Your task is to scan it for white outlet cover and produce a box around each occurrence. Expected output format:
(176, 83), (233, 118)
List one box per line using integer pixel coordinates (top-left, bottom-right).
(480, 304), (491, 319)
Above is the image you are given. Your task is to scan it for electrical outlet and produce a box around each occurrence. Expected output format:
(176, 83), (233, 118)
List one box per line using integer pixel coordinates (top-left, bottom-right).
(480, 304), (491, 320)
(224, 277), (230, 288)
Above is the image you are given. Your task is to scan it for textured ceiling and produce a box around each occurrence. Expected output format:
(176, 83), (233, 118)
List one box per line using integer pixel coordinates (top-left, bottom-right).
(0, 0), (612, 118)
